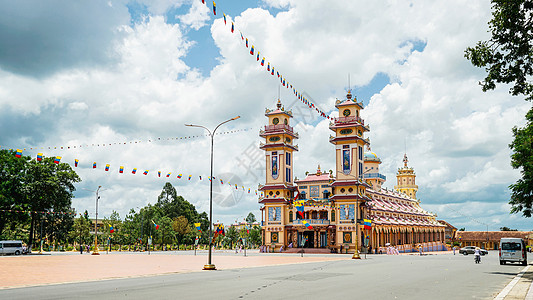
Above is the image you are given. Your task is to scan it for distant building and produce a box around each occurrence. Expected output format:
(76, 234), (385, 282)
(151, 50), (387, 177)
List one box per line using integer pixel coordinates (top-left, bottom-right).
(438, 220), (457, 244)
(455, 231), (533, 250)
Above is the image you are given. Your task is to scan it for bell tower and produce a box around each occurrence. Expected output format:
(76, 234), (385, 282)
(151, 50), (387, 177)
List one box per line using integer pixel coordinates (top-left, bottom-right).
(329, 90), (371, 257)
(259, 99), (298, 250)
(394, 153), (418, 199)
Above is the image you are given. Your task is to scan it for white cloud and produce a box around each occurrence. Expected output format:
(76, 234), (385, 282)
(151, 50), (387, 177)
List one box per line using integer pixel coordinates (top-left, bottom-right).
(0, 0), (530, 230)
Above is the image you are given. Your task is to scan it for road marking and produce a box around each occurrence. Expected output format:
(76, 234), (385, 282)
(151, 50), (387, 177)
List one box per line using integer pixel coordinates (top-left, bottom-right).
(526, 275), (533, 300)
(494, 265), (529, 300)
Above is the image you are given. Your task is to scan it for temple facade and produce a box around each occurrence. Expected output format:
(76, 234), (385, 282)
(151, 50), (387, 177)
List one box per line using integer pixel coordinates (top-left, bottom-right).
(259, 93), (446, 254)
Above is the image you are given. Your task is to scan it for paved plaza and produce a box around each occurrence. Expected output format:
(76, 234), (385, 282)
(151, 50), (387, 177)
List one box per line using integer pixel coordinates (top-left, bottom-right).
(0, 250), (532, 299)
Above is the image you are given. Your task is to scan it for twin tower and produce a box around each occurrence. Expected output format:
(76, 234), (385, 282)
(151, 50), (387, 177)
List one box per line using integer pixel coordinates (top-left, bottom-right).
(258, 91), (418, 251)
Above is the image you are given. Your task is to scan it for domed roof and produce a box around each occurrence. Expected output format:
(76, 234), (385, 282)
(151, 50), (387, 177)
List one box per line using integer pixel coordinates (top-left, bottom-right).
(364, 151), (381, 162)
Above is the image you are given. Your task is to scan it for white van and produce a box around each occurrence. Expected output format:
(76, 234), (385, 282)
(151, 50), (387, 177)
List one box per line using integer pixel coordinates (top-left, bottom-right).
(0, 240), (24, 255)
(499, 238), (527, 266)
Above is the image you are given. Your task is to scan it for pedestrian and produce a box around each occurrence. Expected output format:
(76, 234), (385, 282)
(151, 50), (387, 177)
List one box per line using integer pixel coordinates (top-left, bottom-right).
(418, 244), (423, 256)
(80, 244), (83, 254)
(453, 246), (456, 255)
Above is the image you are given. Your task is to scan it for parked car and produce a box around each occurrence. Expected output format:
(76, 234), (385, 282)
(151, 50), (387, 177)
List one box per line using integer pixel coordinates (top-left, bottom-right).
(499, 238), (527, 265)
(459, 246), (488, 256)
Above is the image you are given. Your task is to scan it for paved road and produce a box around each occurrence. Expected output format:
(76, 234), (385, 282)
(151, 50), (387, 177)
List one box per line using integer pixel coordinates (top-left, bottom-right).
(0, 252), (527, 299)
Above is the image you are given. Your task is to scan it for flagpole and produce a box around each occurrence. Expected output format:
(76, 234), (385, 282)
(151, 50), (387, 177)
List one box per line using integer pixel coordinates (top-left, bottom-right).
(186, 116), (240, 270)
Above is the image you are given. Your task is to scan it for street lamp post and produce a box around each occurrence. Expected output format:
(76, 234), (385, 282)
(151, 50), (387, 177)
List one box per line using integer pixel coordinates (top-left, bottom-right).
(92, 186), (102, 255)
(186, 116), (240, 270)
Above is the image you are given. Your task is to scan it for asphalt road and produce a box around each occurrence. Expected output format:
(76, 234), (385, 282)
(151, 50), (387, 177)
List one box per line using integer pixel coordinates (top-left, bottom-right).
(1, 252), (526, 299)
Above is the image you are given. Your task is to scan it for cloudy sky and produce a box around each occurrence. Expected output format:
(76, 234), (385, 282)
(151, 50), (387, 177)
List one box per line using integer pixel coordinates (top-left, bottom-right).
(1, 0), (530, 231)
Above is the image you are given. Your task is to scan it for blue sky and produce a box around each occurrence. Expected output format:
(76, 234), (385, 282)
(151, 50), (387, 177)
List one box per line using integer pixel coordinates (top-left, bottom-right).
(0, 0), (531, 231)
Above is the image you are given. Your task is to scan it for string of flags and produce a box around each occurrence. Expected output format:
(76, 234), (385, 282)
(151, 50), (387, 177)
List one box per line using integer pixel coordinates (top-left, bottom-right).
(199, 0), (335, 120)
(9, 150), (264, 198)
(0, 209), (76, 216)
(0, 128), (251, 152)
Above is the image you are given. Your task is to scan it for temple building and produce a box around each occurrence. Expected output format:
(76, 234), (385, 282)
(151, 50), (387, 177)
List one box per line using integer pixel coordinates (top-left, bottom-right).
(258, 93), (446, 254)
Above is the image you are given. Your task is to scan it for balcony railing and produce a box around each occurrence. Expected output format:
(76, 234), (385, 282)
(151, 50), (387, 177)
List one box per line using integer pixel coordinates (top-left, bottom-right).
(293, 219), (330, 225)
(264, 124), (294, 132)
(363, 173), (387, 180)
(331, 116), (364, 125)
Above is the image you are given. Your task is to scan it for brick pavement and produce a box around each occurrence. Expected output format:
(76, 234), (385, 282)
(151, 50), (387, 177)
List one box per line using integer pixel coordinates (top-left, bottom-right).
(0, 252), (347, 289)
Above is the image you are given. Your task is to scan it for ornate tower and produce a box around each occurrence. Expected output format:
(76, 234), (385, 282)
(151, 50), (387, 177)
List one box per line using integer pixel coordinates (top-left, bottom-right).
(329, 90), (371, 255)
(259, 100), (298, 249)
(363, 149), (386, 191)
(394, 153), (418, 199)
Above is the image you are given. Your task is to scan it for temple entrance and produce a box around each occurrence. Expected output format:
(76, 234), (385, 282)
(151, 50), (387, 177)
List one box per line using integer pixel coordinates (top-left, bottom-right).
(297, 231), (315, 248)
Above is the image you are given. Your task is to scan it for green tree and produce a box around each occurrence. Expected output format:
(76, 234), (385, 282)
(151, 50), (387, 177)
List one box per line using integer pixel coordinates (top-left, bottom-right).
(0, 149), (30, 237)
(509, 109), (533, 217)
(225, 226), (239, 249)
(156, 182), (199, 223)
(465, 0), (533, 217)
(500, 226), (518, 231)
(465, 1), (533, 100)
(172, 216), (190, 250)
(69, 212), (92, 250)
(23, 156), (80, 248)
(245, 212), (256, 224)
(248, 225), (262, 248)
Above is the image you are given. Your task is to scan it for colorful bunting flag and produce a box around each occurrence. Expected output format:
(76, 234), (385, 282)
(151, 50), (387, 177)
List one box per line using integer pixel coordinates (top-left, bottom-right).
(119, 166), (124, 173)
(267, 62), (270, 71)
(250, 45), (254, 55)
(158, 171), (161, 177)
(212, 1), (216, 15)
(199, 175), (202, 180)
(54, 156), (61, 164)
(37, 153), (43, 161)
(245, 38), (248, 48)
(93, 162), (97, 169)
(152, 220), (159, 230)
(109, 224), (115, 233)
(74, 159), (79, 167)
(166, 173), (171, 177)
(105, 164), (110, 171)
(302, 220), (313, 230)
(15, 149), (22, 158)
(188, 175), (192, 180)
(364, 219), (372, 230)
(231, 22), (234, 33)
(256, 51), (260, 61)
(261, 57), (265, 66)
(195, 222), (201, 232)
(143, 170), (149, 175)
(132, 168), (137, 174)
(223, 13), (226, 24)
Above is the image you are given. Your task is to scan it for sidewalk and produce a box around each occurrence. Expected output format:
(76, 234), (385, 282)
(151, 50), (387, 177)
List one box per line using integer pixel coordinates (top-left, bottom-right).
(0, 252), (346, 289)
(494, 263), (533, 300)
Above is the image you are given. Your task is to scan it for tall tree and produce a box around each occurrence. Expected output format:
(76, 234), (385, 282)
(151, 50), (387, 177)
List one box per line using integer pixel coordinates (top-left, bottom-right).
(24, 156), (80, 248)
(509, 109), (533, 217)
(0, 149), (29, 236)
(465, 0), (533, 217)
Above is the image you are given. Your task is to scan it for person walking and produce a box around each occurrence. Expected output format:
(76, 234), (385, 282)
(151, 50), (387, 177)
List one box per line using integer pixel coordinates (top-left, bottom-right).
(453, 246), (456, 255)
